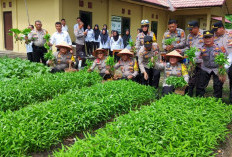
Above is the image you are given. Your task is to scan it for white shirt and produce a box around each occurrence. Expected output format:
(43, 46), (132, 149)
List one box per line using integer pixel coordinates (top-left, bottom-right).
(50, 31), (72, 46)
(26, 42), (33, 53)
(99, 36), (110, 49)
(110, 36), (124, 51)
(62, 25), (68, 32)
(85, 29), (94, 42)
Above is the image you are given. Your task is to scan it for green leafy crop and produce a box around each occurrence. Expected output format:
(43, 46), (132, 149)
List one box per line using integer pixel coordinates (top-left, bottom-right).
(106, 56), (116, 72)
(0, 80), (155, 156)
(54, 95), (232, 157)
(215, 52), (229, 75)
(128, 40), (136, 55)
(166, 76), (187, 88)
(164, 37), (176, 45)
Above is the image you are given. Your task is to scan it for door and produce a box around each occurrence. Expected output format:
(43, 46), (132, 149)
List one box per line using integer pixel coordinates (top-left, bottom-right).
(151, 21), (158, 40)
(80, 11), (92, 30)
(121, 17), (130, 36)
(4, 12), (13, 50)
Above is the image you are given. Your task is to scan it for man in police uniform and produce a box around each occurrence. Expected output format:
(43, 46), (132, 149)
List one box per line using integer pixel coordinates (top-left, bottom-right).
(162, 19), (186, 53)
(212, 21), (232, 102)
(135, 19), (156, 57)
(196, 30), (226, 98)
(138, 36), (160, 87)
(182, 21), (204, 96)
(28, 20), (48, 65)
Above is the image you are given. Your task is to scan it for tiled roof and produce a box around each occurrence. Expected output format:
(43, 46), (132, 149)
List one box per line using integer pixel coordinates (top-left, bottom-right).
(142, 0), (225, 8)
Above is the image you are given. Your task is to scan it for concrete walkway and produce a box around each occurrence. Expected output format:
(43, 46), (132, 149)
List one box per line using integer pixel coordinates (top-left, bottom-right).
(0, 51), (27, 59)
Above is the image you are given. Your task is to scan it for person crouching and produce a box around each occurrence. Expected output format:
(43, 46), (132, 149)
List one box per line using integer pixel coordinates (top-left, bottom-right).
(47, 41), (74, 73)
(114, 48), (139, 81)
(88, 48), (111, 80)
(155, 50), (189, 95)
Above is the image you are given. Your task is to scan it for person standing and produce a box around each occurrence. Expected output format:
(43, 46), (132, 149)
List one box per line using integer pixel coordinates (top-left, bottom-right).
(50, 22), (72, 50)
(122, 29), (132, 49)
(74, 17), (83, 34)
(180, 21), (204, 97)
(61, 19), (68, 32)
(74, 22), (87, 67)
(110, 31), (124, 56)
(212, 21), (232, 102)
(28, 20), (48, 65)
(25, 25), (34, 62)
(93, 24), (101, 51)
(196, 30), (226, 98)
(99, 28), (110, 52)
(162, 19), (186, 53)
(85, 25), (94, 56)
(138, 36), (160, 88)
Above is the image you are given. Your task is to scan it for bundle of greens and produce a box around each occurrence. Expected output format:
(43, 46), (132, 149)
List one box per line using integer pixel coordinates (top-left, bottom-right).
(8, 28), (22, 42)
(106, 56), (116, 73)
(215, 52), (229, 76)
(164, 37), (176, 45)
(128, 40), (136, 55)
(166, 76), (187, 88)
(184, 47), (198, 76)
(43, 34), (54, 61)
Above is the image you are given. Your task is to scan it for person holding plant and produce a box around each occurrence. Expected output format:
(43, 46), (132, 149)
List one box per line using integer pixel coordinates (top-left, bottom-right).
(196, 30), (227, 98)
(28, 20), (48, 65)
(47, 41), (74, 73)
(212, 21), (232, 102)
(162, 19), (186, 53)
(138, 36), (160, 87)
(135, 19), (156, 57)
(25, 25), (34, 62)
(180, 21), (204, 97)
(88, 48), (110, 80)
(114, 49), (138, 81)
(155, 50), (189, 95)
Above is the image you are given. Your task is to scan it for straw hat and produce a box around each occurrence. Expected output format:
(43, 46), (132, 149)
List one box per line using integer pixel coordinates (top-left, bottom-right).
(165, 50), (183, 60)
(56, 41), (72, 50)
(92, 48), (108, 57)
(117, 48), (134, 57)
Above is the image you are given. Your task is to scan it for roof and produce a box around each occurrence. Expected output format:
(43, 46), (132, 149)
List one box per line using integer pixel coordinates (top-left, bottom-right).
(142, 0), (225, 8)
(212, 17), (232, 24)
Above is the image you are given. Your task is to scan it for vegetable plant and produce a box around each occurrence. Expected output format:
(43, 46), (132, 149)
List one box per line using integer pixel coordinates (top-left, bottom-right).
(54, 95), (232, 157)
(0, 80), (155, 156)
(128, 40), (136, 55)
(184, 47), (198, 76)
(8, 28), (22, 42)
(43, 34), (54, 61)
(106, 56), (116, 73)
(166, 76), (187, 88)
(215, 52), (229, 76)
(0, 70), (101, 111)
(164, 37), (176, 45)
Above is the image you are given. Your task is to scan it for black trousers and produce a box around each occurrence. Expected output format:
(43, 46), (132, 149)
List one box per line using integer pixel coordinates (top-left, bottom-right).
(93, 42), (100, 51)
(162, 86), (174, 96)
(141, 68), (161, 88)
(27, 52), (33, 62)
(185, 66), (201, 97)
(86, 41), (93, 56)
(196, 70), (223, 98)
(228, 65), (232, 103)
(32, 45), (47, 65)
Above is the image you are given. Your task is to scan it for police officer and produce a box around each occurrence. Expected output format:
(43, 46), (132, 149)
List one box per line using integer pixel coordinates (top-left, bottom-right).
(155, 50), (189, 95)
(212, 21), (232, 102)
(182, 21), (204, 97)
(162, 19), (186, 53)
(28, 20), (48, 65)
(135, 19), (156, 57)
(114, 49), (139, 81)
(196, 30), (226, 98)
(138, 36), (160, 87)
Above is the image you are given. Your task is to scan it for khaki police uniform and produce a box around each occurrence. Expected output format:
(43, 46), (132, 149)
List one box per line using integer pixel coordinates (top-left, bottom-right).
(162, 28), (186, 52)
(51, 51), (74, 72)
(90, 57), (108, 75)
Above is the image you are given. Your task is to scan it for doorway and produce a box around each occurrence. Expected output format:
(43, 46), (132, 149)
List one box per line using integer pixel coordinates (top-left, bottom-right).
(3, 12), (13, 50)
(151, 21), (158, 40)
(79, 11), (92, 30)
(121, 17), (130, 36)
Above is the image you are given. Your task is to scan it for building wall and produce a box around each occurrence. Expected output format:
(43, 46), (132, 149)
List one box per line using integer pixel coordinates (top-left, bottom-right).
(0, 0), (60, 52)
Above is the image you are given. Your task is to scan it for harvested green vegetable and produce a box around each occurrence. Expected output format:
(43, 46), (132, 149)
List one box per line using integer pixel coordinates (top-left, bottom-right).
(164, 37), (176, 45)
(128, 40), (136, 55)
(215, 52), (229, 75)
(166, 76), (187, 88)
(43, 34), (53, 60)
(184, 47), (198, 76)
(106, 56), (116, 73)
(55, 95), (232, 157)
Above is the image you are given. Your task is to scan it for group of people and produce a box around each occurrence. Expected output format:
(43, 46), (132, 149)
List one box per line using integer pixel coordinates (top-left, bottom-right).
(23, 17), (232, 102)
